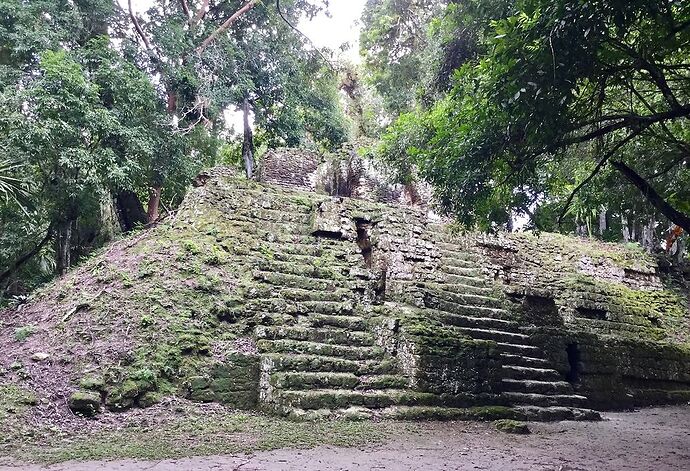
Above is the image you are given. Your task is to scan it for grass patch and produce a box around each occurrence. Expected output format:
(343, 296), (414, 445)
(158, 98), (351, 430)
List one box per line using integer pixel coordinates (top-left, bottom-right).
(13, 325), (37, 342)
(5, 410), (418, 464)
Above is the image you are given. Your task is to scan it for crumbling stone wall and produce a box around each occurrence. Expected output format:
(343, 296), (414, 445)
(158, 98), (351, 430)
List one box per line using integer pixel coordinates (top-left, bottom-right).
(465, 231), (690, 407)
(258, 147), (434, 211)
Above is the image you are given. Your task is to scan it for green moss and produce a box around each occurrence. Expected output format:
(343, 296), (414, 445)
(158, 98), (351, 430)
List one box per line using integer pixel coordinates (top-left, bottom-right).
(7, 410), (415, 465)
(79, 375), (105, 391)
(494, 419), (530, 434)
(0, 385), (37, 418)
(68, 391), (101, 417)
(562, 273), (688, 339)
(14, 325), (37, 342)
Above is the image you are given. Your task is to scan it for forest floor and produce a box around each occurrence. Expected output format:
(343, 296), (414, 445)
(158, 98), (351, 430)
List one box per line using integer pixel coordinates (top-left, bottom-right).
(1, 405), (689, 470)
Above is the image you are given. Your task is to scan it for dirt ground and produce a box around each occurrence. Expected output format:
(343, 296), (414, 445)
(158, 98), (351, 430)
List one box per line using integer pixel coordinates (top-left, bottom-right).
(3, 406), (690, 471)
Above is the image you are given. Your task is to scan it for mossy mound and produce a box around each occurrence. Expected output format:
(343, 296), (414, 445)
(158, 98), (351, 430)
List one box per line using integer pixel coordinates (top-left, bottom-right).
(0, 172), (327, 425)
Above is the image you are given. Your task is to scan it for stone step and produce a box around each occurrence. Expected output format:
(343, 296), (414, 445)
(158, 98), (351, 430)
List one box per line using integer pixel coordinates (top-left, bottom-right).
(301, 314), (366, 331)
(502, 365), (563, 382)
(494, 342), (543, 356)
(456, 327), (531, 345)
(296, 301), (355, 316)
(357, 375), (410, 390)
(426, 300), (511, 319)
(263, 354), (398, 376)
(440, 259), (479, 270)
(255, 259), (346, 281)
(260, 242), (329, 257)
(262, 353), (362, 373)
(502, 392), (588, 408)
(271, 372), (359, 390)
(427, 290), (503, 309)
(515, 406), (602, 422)
(276, 388), (439, 410)
(435, 273), (489, 287)
(257, 339), (384, 361)
(500, 353), (551, 368)
(435, 244), (482, 260)
(254, 271), (335, 291)
(379, 405), (522, 421)
(428, 311), (521, 332)
(274, 404), (601, 422)
(438, 282), (495, 297)
(501, 379), (574, 395)
(440, 265), (482, 277)
(280, 288), (354, 303)
(256, 326), (376, 347)
(391, 280), (492, 297)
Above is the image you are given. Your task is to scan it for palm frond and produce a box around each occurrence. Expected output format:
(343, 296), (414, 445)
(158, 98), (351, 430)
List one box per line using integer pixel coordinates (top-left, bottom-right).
(0, 158), (30, 203)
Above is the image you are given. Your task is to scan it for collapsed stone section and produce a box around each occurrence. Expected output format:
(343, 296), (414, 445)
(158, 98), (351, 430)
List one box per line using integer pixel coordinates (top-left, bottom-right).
(258, 147), (434, 210)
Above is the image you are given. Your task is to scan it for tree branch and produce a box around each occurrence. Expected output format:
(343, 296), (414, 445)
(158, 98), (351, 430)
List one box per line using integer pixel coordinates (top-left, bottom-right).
(611, 160), (690, 233)
(180, 0), (192, 21)
(0, 223), (54, 286)
(610, 39), (682, 110)
(560, 105), (690, 148)
(127, 0), (153, 51)
(190, 0), (210, 27)
(276, 0), (335, 70)
(196, 0), (257, 54)
(558, 129), (644, 225)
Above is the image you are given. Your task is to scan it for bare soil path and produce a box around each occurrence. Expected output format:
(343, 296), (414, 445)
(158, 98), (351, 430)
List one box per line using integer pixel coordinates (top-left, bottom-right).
(3, 406), (689, 471)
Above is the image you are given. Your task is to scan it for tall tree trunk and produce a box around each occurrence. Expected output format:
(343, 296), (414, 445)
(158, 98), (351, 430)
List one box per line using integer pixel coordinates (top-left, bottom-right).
(641, 216), (656, 252)
(621, 214), (630, 242)
(146, 89), (177, 223)
(55, 220), (74, 275)
(146, 186), (162, 224)
(242, 97), (255, 179)
(611, 160), (690, 233)
(599, 208), (607, 236)
(115, 190), (148, 232)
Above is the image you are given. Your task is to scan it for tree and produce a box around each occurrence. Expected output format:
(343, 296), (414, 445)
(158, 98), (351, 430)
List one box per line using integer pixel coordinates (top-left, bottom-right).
(360, 0), (447, 115)
(123, 0), (341, 220)
(378, 1), (690, 234)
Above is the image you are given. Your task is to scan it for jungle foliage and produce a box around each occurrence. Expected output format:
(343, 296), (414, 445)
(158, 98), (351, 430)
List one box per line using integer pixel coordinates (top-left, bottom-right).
(367, 0), (690, 253)
(0, 0), (350, 299)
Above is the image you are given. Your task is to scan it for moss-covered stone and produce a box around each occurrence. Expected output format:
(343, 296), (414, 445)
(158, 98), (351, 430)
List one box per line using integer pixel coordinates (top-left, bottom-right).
(494, 419), (530, 434)
(69, 391), (101, 417)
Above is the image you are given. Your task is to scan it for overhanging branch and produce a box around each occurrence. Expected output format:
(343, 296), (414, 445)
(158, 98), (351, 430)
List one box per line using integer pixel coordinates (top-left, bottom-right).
(557, 129), (644, 226)
(196, 0), (257, 54)
(611, 160), (690, 233)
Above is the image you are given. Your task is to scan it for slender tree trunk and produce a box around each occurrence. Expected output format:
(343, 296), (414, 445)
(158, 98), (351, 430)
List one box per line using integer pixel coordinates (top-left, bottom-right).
(599, 208), (607, 236)
(55, 220), (74, 275)
(242, 97), (255, 179)
(641, 217), (656, 252)
(146, 89), (177, 224)
(622, 214), (630, 242)
(611, 160), (690, 233)
(146, 187), (162, 224)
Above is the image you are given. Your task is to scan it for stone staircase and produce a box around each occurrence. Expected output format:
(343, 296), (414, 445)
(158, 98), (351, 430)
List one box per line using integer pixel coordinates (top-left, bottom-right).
(253, 239), (430, 420)
(424, 241), (599, 420)
(230, 185), (600, 421)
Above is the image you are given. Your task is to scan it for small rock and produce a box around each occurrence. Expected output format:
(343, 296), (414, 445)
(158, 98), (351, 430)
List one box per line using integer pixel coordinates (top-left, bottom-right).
(494, 419), (530, 435)
(9, 361), (22, 370)
(68, 391), (101, 417)
(31, 352), (50, 362)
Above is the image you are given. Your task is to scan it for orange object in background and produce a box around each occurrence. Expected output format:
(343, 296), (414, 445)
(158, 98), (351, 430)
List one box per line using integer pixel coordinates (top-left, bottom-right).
(666, 225), (685, 252)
